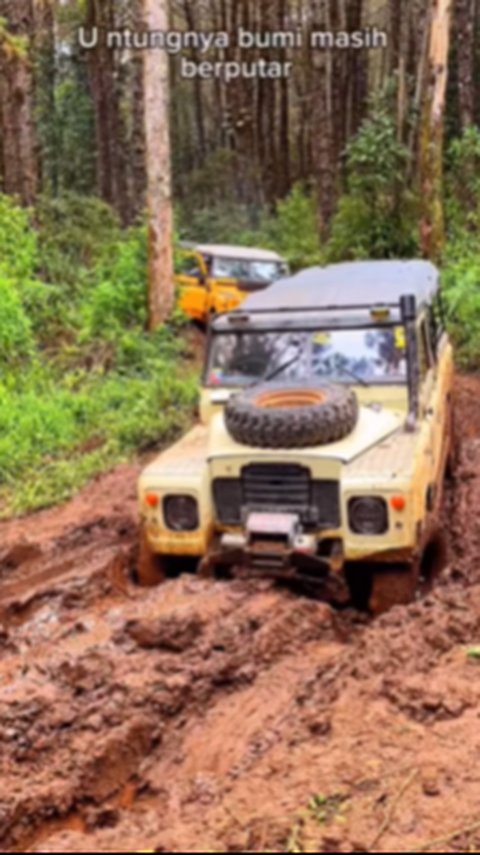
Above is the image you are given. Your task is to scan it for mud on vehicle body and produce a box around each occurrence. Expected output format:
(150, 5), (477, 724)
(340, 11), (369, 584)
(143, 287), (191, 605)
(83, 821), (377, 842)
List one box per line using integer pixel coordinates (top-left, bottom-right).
(139, 260), (455, 614)
(175, 243), (289, 324)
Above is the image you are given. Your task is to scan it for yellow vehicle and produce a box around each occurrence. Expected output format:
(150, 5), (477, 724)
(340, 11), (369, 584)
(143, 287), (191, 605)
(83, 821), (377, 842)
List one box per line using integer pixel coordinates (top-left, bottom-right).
(138, 260), (454, 614)
(175, 243), (289, 323)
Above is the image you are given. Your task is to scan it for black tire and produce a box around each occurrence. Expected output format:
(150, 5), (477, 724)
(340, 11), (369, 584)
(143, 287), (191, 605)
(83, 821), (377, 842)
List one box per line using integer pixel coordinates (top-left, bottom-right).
(368, 530), (448, 615)
(225, 382), (359, 449)
(368, 563), (420, 616)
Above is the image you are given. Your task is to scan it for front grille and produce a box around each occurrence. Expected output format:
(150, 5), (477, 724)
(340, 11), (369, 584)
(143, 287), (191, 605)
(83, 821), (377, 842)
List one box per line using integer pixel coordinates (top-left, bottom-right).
(213, 464), (341, 529)
(243, 464), (310, 510)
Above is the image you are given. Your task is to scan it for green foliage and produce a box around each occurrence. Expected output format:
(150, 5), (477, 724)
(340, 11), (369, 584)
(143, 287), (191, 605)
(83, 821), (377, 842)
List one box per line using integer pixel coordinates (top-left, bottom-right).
(0, 353), (197, 514)
(327, 103), (419, 261)
(53, 78), (96, 195)
(180, 183), (322, 271)
(179, 201), (258, 245)
(441, 129), (480, 367)
(81, 226), (148, 338)
(0, 17), (28, 58)
(255, 184), (323, 270)
(36, 193), (121, 284)
(466, 647), (480, 661)
(442, 246), (480, 367)
(445, 127), (480, 235)
(0, 195), (38, 279)
(0, 278), (35, 367)
(0, 193), (197, 517)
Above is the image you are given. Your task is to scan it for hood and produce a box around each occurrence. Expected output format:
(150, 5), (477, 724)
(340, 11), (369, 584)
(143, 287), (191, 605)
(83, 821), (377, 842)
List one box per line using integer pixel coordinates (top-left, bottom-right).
(208, 404), (405, 465)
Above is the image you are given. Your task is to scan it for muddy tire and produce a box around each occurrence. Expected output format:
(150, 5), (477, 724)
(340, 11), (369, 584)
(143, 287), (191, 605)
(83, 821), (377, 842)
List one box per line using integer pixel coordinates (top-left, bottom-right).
(368, 564), (420, 616)
(225, 383), (359, 449)
(368, 530), (448, 615)
(136, 527), (167, 587)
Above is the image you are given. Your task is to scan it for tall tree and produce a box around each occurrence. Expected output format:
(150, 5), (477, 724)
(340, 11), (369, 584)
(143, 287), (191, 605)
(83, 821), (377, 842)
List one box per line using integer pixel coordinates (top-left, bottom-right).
(143, 0), (174, 329)
(419, 0), (455, 261)
(85, 0), (129, 223)
(455, 0), (477, 128)
(0, 0), (38, 205)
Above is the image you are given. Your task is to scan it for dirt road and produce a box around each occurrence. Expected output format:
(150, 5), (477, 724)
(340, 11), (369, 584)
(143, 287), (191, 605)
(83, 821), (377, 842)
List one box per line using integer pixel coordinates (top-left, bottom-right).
(1, 377), (480, 854)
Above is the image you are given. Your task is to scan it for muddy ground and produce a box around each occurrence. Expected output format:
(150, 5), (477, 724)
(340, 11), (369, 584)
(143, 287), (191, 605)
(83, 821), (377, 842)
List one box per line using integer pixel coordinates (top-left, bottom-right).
(1, 377), (480, 854)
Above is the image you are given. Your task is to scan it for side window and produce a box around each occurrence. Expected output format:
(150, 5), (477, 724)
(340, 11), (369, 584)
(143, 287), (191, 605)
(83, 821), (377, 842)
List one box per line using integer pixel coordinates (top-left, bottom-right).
(175, 253), (200, 278)
(175, 252), (208, 284)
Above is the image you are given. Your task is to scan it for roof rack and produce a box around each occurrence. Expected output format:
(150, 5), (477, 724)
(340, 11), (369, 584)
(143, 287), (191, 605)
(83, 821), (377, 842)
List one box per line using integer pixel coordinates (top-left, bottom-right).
(224, 301), (402, 319)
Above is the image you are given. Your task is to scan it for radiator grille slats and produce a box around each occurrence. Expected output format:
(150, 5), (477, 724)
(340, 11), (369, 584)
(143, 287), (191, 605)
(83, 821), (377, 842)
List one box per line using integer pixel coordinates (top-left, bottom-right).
(213, 464), (341, 529)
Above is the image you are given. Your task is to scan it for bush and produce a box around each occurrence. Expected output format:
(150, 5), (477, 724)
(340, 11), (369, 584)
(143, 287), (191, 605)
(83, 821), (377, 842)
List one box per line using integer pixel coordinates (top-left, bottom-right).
(327, 103), (419, 261)
(36, 193), (120, 285)
(442, 245), (480, 367)
(180, 184), (322, 272)
(0, 278), (35, 367)
(254, 184), (323, 270)
(445, 127), (480, 236)
(81, 226), (148, 338)
(0, 194), (38, 279)
(0, 193), (198, 516)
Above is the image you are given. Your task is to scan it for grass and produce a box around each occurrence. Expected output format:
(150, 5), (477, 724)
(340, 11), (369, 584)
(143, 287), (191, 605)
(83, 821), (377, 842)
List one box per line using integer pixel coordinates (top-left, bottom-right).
(285, 793), (351, 853)
(0, 193), (199, 518)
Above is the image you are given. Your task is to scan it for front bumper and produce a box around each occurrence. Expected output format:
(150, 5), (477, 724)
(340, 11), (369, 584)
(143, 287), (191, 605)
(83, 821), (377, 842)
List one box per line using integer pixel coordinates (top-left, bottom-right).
(197, 510), (418, 591)
(198, 511), (344, 585)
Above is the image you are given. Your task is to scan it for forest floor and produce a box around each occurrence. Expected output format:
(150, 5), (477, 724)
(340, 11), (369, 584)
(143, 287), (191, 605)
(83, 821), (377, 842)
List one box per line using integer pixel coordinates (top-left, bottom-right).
(1, 377), (480, 854)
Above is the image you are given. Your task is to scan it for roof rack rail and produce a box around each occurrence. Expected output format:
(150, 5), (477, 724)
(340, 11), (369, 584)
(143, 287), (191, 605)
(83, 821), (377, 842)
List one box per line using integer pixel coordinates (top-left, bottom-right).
(217, 300), (407, 321)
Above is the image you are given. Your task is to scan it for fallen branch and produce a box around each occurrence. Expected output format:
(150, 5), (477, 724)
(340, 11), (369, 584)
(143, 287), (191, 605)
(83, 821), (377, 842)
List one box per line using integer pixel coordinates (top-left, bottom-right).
(412, 819), (480, 853)
(369, 769), (420, 851)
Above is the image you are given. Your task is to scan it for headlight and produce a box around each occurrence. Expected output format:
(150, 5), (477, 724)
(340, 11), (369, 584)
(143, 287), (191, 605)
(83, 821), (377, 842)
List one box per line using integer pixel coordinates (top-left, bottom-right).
(163, 495), (199, 532)
(348, 497), (388, 535)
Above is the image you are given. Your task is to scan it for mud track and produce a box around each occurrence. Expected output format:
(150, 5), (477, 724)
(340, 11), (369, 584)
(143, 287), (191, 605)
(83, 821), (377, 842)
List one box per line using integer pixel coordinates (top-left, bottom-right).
(2, 378), (480, 854)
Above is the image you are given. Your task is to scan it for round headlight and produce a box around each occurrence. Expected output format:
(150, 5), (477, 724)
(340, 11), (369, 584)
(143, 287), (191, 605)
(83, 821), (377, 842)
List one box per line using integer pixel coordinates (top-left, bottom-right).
(164, 495), (199, 532)
(349, 497), (388, 535)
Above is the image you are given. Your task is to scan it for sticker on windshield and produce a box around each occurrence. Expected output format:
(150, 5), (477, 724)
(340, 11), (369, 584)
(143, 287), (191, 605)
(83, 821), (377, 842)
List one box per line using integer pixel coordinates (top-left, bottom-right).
(394, 326), (406, 350)
(209, 369), (223, 385)
(313, 332), (332, 346)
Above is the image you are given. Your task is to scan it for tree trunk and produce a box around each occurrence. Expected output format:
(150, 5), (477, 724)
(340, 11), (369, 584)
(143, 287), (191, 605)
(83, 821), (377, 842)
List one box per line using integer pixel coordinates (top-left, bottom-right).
(85, 0), (130, 223)
(143, 0), (174, 329)
(0, 0), (38, 205)
(455, 0), (477, 128)
(312, 0), (337, 241)
(183, 0), (207, 164)
(33, 0), (57, 194)
(419, 0), (454, 262)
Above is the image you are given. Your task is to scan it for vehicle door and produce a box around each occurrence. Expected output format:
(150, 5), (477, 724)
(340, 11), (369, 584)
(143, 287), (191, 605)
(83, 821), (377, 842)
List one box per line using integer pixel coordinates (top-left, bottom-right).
(418, 310), (452, 515)
(175, 251), (210, 321)
(209, 257), (253, 314)
(426, 304), (455, 486)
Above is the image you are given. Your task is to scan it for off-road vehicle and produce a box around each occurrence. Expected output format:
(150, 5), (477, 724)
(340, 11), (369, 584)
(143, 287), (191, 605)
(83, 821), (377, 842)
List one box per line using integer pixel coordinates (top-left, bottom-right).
(138, 260), (454, 613)
(176, 243), (289, 323)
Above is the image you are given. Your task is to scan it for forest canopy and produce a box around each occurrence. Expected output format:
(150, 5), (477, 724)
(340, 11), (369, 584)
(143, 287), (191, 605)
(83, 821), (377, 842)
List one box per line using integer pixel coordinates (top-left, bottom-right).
(0, 0), (479, 513)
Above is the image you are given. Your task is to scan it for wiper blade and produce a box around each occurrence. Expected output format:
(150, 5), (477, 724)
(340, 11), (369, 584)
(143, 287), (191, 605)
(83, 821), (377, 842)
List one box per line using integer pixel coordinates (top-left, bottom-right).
(263, 349), (303, 383)
(338, 365), (370, 387)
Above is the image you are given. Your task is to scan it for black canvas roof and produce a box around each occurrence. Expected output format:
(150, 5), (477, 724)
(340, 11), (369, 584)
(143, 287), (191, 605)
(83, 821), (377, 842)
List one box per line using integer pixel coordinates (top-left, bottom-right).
(241, 260), (440, 313)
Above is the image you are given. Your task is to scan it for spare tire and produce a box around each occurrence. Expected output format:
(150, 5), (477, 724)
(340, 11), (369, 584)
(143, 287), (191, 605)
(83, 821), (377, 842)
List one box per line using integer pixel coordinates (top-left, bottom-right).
(225, 383), (359, 449)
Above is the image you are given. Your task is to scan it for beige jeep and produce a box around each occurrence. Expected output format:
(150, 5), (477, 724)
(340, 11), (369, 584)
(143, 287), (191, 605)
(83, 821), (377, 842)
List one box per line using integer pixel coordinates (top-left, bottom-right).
(138, 260), (454, 613)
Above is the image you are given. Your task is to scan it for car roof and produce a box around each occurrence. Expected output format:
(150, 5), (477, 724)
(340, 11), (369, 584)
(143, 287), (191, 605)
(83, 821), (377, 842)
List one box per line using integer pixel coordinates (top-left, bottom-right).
(240, 260), (440, 312)
(195, 244), (285, 262)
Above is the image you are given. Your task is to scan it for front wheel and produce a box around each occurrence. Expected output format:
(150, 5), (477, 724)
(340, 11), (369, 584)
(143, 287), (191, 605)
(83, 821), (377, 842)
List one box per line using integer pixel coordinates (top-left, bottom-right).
(368, 563), (420, 615)
(368, 530), (448, 615)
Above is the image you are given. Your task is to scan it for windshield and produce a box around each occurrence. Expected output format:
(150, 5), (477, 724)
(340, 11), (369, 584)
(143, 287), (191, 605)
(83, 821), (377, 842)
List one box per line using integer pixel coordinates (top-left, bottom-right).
(211, 257), (287, 283)
(207, 327), (407, 387)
